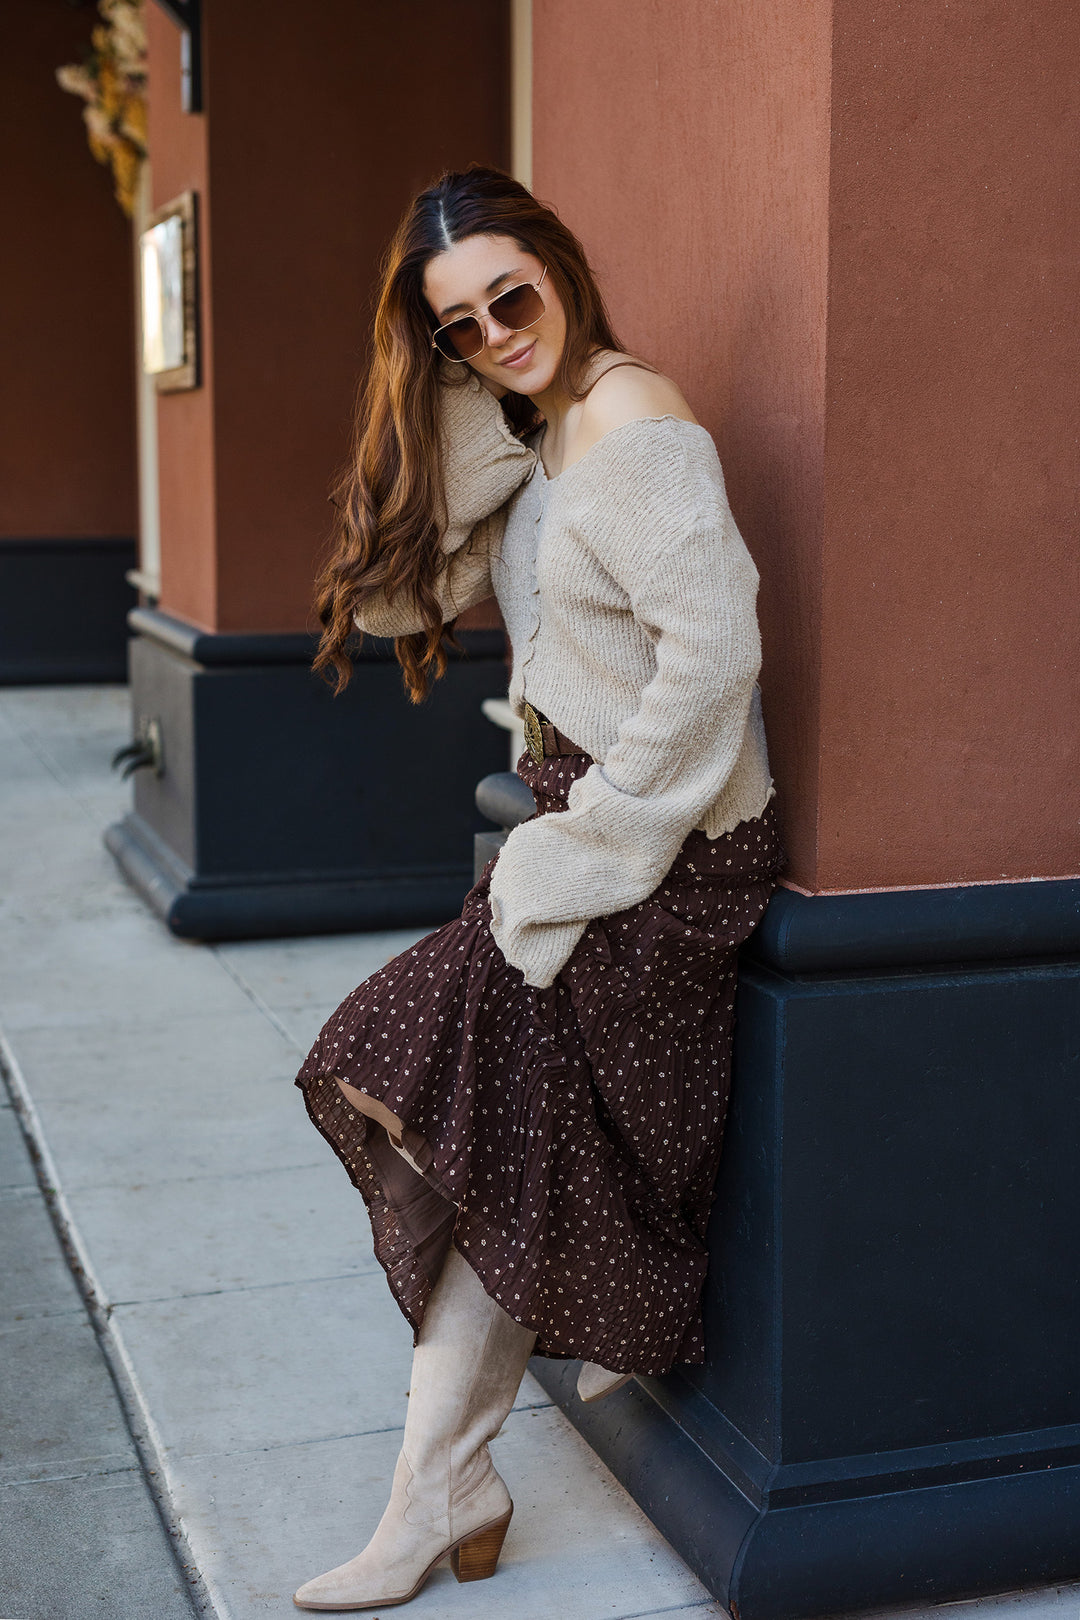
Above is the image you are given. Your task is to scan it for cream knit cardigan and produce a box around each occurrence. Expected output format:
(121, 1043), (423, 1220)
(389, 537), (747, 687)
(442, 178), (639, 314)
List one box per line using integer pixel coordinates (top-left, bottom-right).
(354, 370), (775, 989)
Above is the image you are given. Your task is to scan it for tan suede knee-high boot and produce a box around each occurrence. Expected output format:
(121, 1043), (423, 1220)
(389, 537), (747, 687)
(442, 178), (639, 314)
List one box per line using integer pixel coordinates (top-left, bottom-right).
(293, 1247), (537, 1611)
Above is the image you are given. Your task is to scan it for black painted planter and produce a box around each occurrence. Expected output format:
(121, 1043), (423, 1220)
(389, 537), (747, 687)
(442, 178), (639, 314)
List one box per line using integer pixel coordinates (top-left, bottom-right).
(106, 609), (510, 940)
(526, 876), (1080, 1618)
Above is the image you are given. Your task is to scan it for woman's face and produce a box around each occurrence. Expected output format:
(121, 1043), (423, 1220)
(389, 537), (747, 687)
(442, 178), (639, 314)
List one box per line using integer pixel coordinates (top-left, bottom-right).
(422, 233), (567, 396)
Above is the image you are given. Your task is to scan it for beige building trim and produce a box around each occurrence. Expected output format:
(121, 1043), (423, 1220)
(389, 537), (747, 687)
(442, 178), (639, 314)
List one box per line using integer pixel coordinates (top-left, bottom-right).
(510, 0), (532, 189)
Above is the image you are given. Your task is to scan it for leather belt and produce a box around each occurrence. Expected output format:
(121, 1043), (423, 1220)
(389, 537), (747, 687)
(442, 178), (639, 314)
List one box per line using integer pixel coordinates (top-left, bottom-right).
(522, 701), (585, 764)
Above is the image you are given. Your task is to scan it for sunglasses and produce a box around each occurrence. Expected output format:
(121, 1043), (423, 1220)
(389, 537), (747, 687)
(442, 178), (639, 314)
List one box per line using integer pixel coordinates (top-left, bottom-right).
(431, 266), (548, 362)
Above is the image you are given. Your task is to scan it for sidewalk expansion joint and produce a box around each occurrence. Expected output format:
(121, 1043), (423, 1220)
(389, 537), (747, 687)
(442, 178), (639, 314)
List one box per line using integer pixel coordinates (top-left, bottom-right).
(7, 722), (119, 830)
(612, 1601), (726, 1620)
(180, 1424), (408, 1462)
(35, 1158), (332, 1196)
(4, 1464), (140, 1488)
(1, 1453), (136, 1486)
(4, 1302), (90, 1324)
(211, 949), (308, 1055)
(109, 1268), (378, 1308)
(0, 1182), (55, 1202)
(177, 1396), (558, 1465)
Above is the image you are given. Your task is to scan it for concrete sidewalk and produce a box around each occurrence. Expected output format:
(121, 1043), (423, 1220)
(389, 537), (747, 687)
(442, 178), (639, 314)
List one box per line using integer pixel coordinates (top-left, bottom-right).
(1, 685), (1078, 1620)
(0, 1088), (197, 1620)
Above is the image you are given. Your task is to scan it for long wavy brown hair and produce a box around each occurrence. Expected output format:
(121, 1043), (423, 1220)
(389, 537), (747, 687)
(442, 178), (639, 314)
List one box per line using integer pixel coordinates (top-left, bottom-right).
(314, 164), (626, 700)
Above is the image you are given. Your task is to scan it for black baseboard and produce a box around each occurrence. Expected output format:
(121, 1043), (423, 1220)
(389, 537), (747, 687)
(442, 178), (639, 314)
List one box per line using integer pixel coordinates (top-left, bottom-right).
(532, 1354), (1080, 1620)
(0, 538), (136, 684)
(532, 881), (1080, 1619)
(106, 610), (510, 940)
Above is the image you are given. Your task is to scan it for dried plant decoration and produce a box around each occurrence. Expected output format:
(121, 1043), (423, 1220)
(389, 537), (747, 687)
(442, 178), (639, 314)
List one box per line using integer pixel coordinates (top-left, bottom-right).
(57, 0), (147, 218)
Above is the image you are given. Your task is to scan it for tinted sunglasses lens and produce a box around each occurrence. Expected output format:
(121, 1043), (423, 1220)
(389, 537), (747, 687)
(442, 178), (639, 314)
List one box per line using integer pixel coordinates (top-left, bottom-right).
(490, 282), (544, 330)
(435, 317), (483, 360)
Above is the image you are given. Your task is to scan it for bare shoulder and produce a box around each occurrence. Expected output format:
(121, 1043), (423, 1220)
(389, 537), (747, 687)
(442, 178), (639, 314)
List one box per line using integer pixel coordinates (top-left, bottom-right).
(580, 362), (699, 444)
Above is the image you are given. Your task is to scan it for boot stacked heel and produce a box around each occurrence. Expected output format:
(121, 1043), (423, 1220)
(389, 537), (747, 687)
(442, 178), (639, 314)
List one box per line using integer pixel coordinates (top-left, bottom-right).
(451, 1507), (513, 1582)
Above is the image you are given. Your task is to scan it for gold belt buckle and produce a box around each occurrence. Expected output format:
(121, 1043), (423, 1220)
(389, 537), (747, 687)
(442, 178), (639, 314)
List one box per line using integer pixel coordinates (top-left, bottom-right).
(522, 701), (545, 765)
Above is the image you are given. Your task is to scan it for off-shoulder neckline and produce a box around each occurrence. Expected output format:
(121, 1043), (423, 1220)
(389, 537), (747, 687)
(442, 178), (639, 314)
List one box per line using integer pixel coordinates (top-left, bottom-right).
(531, 413), (714, 485)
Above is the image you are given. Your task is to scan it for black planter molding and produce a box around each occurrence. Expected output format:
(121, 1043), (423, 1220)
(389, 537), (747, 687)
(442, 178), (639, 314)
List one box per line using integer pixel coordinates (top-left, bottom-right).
(0, 537), (136, 685)
(750, 878), (1080, 972)
(106, 608), (510, 940)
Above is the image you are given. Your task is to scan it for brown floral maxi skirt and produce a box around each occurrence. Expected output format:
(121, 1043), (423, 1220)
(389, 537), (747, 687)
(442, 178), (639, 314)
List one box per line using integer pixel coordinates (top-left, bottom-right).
(295, 750), (785, 1377)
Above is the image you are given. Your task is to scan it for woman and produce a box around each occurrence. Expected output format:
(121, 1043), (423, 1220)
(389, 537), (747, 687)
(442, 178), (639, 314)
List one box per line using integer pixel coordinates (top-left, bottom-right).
(293, 164), (783, 1611)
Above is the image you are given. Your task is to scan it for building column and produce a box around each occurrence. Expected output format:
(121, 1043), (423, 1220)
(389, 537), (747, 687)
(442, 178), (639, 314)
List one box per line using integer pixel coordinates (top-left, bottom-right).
(527, 2), (1080, 1614)
(108, 0), (514, 938)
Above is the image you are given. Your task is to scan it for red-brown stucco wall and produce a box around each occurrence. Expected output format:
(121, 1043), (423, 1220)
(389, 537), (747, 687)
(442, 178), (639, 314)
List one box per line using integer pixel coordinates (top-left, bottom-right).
(150, 0), (510, 635)
(818, 0), (1080, 889)
(1, 0), (136, 538)
(533, 0), (832, 885)
(533, 0), (1079, 891)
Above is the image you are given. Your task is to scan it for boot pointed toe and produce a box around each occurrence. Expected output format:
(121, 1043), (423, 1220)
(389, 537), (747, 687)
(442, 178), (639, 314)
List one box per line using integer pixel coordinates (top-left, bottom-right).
(292, 1549), (428, 1611)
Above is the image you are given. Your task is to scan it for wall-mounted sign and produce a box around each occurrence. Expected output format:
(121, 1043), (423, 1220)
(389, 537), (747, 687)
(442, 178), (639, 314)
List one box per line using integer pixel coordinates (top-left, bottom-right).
(140, 191), (199, 391)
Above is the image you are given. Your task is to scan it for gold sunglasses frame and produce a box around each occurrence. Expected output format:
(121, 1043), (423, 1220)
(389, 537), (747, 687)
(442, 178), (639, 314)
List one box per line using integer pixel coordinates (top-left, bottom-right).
(430, 265), (549, 363)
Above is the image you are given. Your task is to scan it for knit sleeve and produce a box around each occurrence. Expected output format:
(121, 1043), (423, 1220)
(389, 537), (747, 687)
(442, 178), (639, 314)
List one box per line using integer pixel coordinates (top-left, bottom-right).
(487, 420), (762, 988)
(352, 369), (536, 637)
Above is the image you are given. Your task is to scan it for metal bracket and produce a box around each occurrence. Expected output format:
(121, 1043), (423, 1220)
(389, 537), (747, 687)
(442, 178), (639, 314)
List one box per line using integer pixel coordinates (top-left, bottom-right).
(112, 717), (165, 781)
